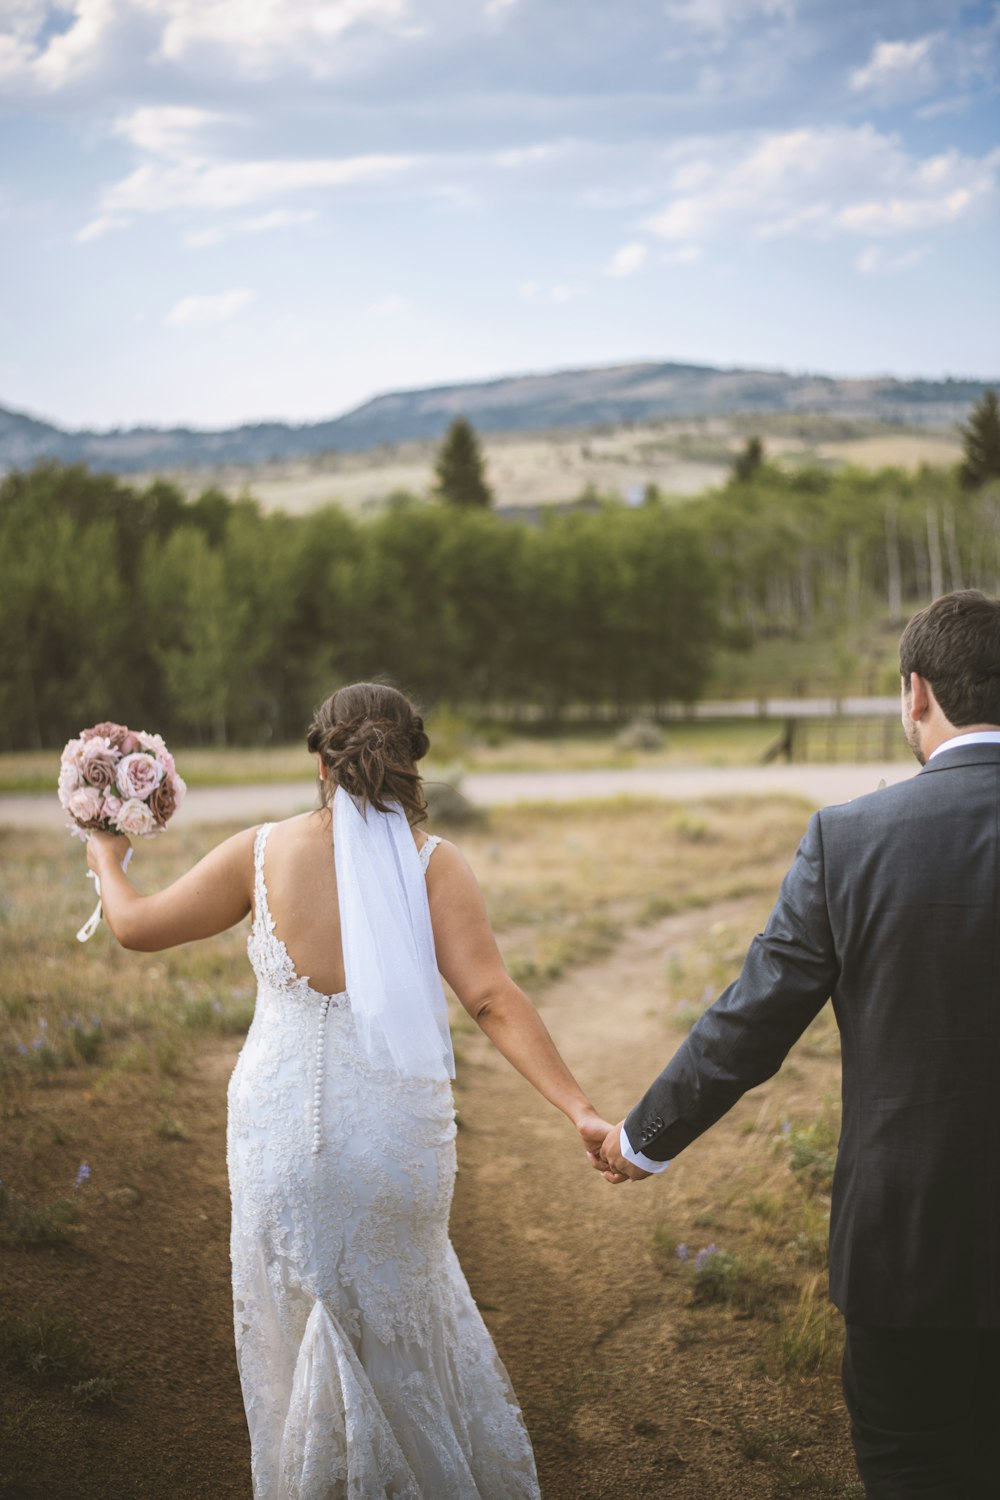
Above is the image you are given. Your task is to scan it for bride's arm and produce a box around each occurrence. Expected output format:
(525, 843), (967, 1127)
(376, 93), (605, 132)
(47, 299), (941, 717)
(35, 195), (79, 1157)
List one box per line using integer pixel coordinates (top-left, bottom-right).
(85, 826), (256, 951)
(426, 840), (608, 1141)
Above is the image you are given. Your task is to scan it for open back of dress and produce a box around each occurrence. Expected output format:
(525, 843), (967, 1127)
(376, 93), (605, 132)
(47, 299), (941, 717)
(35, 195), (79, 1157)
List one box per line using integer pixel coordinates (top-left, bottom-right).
(227, 821), (539, 1500)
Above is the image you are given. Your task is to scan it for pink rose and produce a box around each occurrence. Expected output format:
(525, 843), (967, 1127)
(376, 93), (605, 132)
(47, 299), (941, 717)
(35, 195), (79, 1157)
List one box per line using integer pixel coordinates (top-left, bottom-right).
(57, 761), (83, 808)
(80, 737), (120, 790)
(116, 752), (164, 801)
(137, 731), (175, 776)
(116, 797), (156, 837)
(66, 785), (103, 826)
(102, 792), (123, 823)
(148, 777), (178, 827)
(82, 721), (130, 750)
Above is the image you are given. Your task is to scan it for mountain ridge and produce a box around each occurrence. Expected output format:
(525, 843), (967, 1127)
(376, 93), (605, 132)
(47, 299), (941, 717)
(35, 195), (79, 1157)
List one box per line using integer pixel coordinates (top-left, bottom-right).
(1, 358), (994, 475)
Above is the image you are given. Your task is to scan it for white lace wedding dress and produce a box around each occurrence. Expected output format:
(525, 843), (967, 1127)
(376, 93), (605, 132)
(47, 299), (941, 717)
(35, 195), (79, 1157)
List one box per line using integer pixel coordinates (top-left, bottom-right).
(227, 823), (540, 1500)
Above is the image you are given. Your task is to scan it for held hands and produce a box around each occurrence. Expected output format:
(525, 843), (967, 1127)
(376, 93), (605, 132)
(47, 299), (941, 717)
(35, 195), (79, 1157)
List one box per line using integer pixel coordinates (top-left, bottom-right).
(573, 1110), (652, 1185)
(588, 1120), (652, 1185)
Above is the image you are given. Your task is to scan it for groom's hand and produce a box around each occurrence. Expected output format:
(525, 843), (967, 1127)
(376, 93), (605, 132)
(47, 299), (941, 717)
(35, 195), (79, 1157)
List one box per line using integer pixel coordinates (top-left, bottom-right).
(592, 1121), (652, 1184)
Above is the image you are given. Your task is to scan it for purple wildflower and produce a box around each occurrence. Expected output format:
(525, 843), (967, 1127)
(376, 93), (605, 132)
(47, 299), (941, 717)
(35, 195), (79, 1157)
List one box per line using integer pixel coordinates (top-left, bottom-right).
(74, 1162), (91, 1191)
(675, 1243), (689, 1263)
(695, 1243), (719, 1271)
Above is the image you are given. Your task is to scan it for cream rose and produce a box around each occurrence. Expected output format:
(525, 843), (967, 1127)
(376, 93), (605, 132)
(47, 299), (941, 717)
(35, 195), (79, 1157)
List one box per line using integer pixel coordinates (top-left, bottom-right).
(116, 798), (156, 837)
(61, 737), (86, 771)
(116, 752), (164, 801)
(66, 785), (103, 825)
(58, 761), (83, 807)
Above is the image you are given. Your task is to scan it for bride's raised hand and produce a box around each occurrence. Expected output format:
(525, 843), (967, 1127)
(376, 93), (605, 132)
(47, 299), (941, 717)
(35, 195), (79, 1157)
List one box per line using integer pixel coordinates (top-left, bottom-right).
(86, 828), (131, 873)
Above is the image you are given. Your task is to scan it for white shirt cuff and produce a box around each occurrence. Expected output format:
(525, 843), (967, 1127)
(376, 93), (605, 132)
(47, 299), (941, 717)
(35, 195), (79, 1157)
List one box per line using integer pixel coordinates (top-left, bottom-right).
(620, 1123), (671, 1174)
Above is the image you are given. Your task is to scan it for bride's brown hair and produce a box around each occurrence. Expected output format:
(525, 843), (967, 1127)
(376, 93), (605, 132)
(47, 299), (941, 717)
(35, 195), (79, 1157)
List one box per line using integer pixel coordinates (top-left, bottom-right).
(306, 682), (430, 825)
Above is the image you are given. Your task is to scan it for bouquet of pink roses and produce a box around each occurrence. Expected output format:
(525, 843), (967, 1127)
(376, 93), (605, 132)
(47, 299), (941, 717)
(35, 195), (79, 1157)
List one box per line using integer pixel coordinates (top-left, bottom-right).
(59, 722), (186, 940)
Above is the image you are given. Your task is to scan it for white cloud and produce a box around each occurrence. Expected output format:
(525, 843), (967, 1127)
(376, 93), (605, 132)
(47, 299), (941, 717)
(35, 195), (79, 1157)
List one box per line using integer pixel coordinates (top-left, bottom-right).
(644, 126), (999, 251)
(855, 244), (928, 276)
(99, 151), (414, 216)
(519, 280), (582, 304)
(372, 292), (409, 316)
(662, 0), (795, 36)
(156, 0), (408, 72)
(115, 104), (225, 157)
(1, 0), (415, 87)
(849, 36), (938, 102)
(662, 244), (702, 263)
(165, 287), (257, 327)
(606, 241), (647, 276)
(494, 143), (557, 169)
(183, 208), (317, 248)
(485, 0), (520, 16)
(75, 213), (130, 242)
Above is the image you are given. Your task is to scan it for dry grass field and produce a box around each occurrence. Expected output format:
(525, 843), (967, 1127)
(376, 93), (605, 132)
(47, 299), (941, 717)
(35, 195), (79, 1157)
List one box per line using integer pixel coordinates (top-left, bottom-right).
(1, 797), (861, 1498)
(144, 415), (961, 516)
(0, 720), (786, 795)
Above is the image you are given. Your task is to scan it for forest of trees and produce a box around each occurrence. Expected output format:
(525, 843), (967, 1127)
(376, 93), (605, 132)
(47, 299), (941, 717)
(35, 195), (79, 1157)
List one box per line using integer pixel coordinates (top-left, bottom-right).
(1, 400), (998, 751)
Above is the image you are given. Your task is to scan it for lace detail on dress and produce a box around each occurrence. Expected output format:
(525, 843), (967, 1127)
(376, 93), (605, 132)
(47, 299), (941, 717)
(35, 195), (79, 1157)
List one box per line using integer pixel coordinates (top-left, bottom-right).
(247, 823), (349, 1006)
(229, 821), (538, 1499)
(418, 835), (442, 874)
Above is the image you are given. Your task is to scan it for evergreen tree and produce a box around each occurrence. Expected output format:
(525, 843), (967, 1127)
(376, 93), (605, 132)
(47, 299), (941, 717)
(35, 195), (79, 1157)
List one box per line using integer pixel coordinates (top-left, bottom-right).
(433, 417), (493, 508)
(732, 435), (765, 483)
(959, 389), (1000, 489)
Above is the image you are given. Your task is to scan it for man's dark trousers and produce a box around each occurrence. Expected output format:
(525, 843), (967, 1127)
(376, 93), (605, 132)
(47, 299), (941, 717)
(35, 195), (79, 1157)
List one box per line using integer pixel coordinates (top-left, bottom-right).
(843, 1327), (1000, 1497)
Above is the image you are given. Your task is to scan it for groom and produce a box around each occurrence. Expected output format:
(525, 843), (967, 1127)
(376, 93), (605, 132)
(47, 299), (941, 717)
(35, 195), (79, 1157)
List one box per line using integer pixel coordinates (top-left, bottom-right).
(597, 590), (1000, 1498)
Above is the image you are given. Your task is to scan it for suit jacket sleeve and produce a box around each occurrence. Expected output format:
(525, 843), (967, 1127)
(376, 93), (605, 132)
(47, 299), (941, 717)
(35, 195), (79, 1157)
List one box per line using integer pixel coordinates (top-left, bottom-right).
(624, 810), (839, 1162)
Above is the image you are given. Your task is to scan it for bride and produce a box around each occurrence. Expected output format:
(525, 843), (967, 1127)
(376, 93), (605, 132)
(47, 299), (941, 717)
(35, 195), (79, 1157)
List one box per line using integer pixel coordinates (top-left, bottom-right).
(86, 681), (614, 1499)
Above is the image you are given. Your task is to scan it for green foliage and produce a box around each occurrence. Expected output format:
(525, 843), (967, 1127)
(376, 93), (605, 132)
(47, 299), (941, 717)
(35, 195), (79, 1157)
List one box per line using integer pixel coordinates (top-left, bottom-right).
(959, 388), (1000, 489)
(772, 1276), (843, 1376)
(0, 1303), (112, 1392)
(0, 466), (722, 747)
(785, 1116), (838, 1195)
(6, 397), (1000, 752)
(687, 1244), (787, 1317)
(433, 416), (493, 508)
(731, 434), (765, 482)
(0, 1182), (78, 1246)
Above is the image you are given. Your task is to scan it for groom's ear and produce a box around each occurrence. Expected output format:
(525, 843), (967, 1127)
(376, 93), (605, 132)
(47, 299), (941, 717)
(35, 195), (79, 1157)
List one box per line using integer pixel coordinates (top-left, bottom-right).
(907, 672), (931, 721)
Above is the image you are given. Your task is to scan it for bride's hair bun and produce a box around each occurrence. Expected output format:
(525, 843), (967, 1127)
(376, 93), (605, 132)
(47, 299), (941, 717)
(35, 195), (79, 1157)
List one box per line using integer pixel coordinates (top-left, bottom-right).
(307, 683), (430, 824)
(409, 715), (430, 762)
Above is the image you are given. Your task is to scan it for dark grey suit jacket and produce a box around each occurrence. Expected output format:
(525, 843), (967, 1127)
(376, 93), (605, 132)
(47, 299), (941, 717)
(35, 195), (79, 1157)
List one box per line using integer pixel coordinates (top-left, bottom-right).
(625, 742), (1000, 1328)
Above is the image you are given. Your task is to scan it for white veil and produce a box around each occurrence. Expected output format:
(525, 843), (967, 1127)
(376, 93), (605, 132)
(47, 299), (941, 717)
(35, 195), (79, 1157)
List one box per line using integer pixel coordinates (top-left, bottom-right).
(333, 785), (455, 1083)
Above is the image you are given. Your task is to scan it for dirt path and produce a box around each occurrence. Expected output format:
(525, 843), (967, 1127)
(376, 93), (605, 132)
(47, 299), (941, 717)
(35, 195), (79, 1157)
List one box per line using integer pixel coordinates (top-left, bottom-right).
(2, 898), (856, 1499)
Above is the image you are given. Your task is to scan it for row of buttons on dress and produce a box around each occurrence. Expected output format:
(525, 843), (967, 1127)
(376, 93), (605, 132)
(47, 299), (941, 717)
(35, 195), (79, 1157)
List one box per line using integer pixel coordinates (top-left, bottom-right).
(311, 997), (332, 1155)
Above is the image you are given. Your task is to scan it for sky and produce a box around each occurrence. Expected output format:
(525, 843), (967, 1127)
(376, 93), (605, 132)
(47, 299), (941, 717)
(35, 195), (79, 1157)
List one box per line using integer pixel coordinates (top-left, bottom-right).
(1, 0), (998, 429)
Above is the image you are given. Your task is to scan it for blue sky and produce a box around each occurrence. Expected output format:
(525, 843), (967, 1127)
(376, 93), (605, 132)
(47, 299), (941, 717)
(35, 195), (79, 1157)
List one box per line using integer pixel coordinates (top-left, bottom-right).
(1, 0), (998, 427)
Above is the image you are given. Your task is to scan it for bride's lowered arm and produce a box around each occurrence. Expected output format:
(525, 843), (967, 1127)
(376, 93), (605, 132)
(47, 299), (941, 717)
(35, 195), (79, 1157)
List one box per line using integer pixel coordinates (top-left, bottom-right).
(85, 826), (256, 950)
(426, 839), (610, 1152)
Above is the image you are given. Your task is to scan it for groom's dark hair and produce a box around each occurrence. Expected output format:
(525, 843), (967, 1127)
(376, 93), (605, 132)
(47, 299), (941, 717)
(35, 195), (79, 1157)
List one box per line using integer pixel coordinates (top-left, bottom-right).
(900, 590), (1000, 726)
